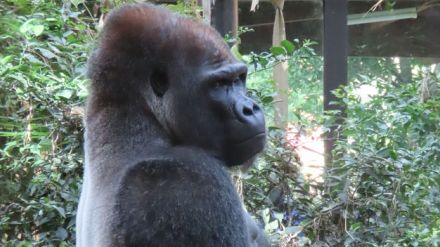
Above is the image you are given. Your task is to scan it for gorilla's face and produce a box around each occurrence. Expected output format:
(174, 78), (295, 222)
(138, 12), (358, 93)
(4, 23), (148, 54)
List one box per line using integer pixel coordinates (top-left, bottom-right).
(136, 16), (266, 166)
(150, 58), (266, 166)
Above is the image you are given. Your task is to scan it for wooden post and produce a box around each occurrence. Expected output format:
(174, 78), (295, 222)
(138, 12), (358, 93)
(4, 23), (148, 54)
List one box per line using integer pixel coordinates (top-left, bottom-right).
(201, 0), (211, 24)
(272, 0), (289, 128)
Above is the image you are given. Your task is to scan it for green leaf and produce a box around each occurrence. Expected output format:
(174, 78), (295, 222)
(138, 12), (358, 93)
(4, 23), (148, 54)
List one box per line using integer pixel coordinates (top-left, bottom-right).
(55, 227), (68, 240)
(261, 96), (274, 104)
(56, 89), (73, 99)
(23, 53), (43, 64)
(389, 149), (398, 160)
(32, 25), (45, 36)
(19, 20), (32, 33)
(38, 139), (52, 154)
(281, 40), (295, 54)
(273, 211), (284, 220)
(37, 48), (56, 59)
(264, 220), (279, 231)
(259, 208), (271, 224)
(257, 56), (268, 67)
(19, 19), (45, 37)
(269, 46), (285, 56)
(284, 226), (303, 235)
(52, 206), (66, 218)
(0, 55), (13, 64)
(17, 241), (32, 247)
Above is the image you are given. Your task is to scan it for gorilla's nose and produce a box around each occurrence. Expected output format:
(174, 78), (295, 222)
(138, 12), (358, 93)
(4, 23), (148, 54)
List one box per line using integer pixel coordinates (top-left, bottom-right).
(234, 98), (264, 125)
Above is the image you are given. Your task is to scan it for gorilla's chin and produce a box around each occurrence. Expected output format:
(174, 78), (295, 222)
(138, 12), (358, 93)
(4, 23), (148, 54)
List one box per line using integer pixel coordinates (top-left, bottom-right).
(225, 133), (266, 166)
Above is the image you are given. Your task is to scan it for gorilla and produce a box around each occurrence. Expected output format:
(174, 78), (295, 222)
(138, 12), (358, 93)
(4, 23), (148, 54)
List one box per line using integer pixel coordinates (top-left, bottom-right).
(76, 3), (268, 247)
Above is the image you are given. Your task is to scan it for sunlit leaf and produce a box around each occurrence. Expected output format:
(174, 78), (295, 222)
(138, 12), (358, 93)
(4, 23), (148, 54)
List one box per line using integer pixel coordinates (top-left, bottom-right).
(281, 40), (295, 54)
(284, 226), (303, 235)
(56, 89), (74, 99)
(269, 46), (285, 56)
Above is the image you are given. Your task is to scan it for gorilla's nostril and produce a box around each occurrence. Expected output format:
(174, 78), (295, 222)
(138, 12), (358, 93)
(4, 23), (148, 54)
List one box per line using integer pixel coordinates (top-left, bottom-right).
(234, 99), (261, 123)
(243, 106), (253, 116)
(253, 104), (260, 112)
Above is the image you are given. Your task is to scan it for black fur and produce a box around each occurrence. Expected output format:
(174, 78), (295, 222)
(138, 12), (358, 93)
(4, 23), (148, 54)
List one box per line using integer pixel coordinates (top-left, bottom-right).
(76, 3), (267, 247)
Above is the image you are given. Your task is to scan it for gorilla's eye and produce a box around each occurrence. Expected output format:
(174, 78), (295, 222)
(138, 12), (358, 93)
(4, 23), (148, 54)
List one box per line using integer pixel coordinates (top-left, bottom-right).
(233, 74), (247, 86)
(239, 73), (247, 82)
(214, 79), (230, 88)
(150, 69), (169, 97)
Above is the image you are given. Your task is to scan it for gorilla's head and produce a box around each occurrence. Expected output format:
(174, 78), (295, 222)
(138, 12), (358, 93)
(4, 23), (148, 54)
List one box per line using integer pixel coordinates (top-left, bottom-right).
(89, 4), (266, 166)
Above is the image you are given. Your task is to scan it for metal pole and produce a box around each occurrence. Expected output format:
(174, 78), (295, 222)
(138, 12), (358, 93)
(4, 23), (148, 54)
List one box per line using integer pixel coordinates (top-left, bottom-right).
(323, 0), (347, 166)
(211, 0), (238, 38)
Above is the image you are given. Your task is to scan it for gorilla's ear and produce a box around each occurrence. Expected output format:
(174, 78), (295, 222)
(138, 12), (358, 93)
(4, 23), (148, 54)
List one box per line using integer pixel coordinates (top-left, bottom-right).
(150, 68), (169, 97)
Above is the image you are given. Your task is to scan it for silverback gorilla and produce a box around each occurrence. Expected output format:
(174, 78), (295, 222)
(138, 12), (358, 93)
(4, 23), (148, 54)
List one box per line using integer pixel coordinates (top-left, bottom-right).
(76, 3), (268, 246)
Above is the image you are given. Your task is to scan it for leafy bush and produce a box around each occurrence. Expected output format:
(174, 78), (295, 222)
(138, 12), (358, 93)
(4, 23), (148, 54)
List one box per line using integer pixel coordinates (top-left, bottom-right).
(242, 40), (325, 246)
(322, 68), (440, 246)
(0, 1), (93, 245)
(244, 54), (440, 246)
(246, 39), (322, 128)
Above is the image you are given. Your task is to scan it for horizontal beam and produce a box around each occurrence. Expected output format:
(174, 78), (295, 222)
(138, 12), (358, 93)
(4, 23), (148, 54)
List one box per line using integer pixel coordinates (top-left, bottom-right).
(242, 7), (417, 28)
(348, 7), (417, 25)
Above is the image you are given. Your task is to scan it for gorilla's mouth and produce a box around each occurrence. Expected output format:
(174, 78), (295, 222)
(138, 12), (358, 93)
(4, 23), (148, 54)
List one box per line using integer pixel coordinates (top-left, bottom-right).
(225, 132), (266, 166)
(234, 132), (266, 145)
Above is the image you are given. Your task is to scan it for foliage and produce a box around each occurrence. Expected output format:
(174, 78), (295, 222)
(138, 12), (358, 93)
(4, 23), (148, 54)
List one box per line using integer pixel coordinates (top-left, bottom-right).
(0, 0), (93, 245)
(245, 39), (323, 128)
(243, 128), (322, 246)
(244, 52), (440, 246)
(1, 0), (439, 246)
(319, 66), (440, 246)
(165, 0), (202, 18)
(242, 40), (325, 246)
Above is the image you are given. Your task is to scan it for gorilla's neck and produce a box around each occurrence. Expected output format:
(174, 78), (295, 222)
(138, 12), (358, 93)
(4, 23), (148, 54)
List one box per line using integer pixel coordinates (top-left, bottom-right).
(85, 101), (172, 169)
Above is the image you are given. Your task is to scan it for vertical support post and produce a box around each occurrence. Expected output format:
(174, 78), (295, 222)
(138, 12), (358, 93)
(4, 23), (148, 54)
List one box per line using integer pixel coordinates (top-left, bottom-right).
(211, 0), (238, 38)
(201, 0), (212, 24)
(272, 0), (289, 128)
(323, 0), (348, 166)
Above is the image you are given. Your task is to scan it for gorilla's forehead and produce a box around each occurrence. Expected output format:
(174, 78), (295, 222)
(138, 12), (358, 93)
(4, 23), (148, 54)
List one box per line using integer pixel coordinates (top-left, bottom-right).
(102, 4), (234, 67)
(173, 24), (233, 66)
